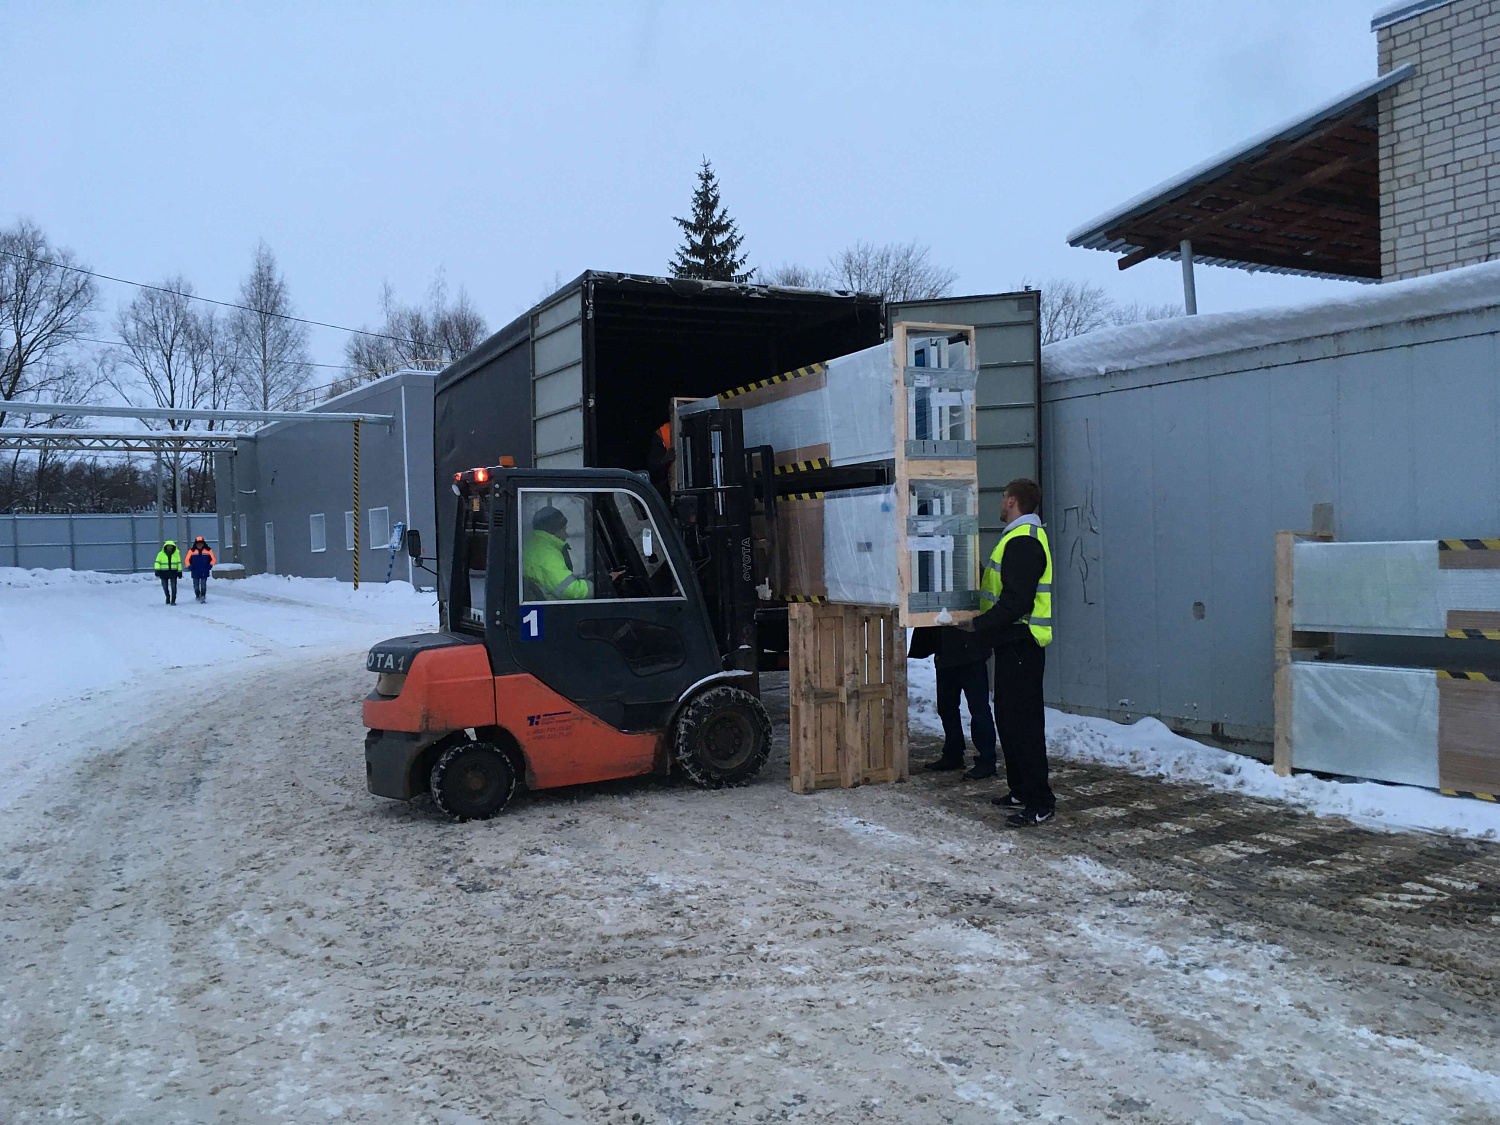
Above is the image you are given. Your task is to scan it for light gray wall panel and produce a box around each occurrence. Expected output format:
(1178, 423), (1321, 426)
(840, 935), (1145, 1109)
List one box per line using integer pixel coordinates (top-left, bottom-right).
(1098, 390), (1159, 720)
(1149, 379), (1214, 725)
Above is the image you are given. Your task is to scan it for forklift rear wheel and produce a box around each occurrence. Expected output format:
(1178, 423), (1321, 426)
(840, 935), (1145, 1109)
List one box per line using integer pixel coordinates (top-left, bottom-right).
(673, 685), (771, 789)
(430, 741), (516, 822)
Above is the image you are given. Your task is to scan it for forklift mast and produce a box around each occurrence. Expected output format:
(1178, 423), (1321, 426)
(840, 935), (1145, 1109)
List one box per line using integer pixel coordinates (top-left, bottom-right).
(671, 408), (779, 675)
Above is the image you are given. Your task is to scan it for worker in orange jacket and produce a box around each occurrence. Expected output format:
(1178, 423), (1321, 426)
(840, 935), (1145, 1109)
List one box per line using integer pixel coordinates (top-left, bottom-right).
(185, 537), (216, 602)
(646, 420), (675, 501)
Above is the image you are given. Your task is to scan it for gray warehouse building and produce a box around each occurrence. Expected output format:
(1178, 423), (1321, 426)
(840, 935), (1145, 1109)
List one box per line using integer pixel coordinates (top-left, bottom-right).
(214, 370), (435, 588)
(1040, 259), (1500, 753)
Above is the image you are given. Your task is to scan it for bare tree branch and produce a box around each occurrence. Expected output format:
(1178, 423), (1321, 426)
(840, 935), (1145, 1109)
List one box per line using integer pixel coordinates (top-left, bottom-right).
(232, 241), (310, 411)
(827, 241), (958, 302)
(0, 219), (100, 429)
(1025, 277), (1184, 345)
(341, 273), (488, 393)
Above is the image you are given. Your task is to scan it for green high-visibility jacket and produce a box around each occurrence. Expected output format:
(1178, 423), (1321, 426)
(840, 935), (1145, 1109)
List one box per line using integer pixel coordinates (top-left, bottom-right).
(154, 541), (182, 576)
(522, 529), (591, 600)
(979, 519), (1053, 647)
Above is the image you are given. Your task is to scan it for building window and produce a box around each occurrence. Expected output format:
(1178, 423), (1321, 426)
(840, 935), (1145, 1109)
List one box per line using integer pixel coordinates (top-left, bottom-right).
(309, 513), (327, 553)
(345, 511), (356, 551)
(239, 514), (248, 550)
(368, 507), (392, 550)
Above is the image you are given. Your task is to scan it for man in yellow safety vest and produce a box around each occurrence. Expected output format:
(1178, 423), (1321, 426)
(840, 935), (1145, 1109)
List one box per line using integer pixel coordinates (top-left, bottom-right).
(964, 477), (1055, 826)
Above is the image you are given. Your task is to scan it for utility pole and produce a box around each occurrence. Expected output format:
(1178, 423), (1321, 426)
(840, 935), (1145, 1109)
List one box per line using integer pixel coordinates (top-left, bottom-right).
(353, 419), (361, 590)
(173, 450), (185, 548)
(229, 449), (241, 564)
(155, 451), (165, 548)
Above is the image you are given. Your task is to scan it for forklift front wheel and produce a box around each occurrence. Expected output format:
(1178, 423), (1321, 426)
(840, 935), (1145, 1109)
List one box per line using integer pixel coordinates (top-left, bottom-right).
(673, 686), (771, 789)
(430, 741), (516, 822)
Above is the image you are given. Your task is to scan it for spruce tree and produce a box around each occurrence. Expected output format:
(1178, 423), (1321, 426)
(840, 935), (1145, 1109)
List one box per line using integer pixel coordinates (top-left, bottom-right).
(670, 159), (751, 282)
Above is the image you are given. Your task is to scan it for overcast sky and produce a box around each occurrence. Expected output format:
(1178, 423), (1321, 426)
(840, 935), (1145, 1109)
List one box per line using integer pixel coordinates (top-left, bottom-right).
(4, 1), (1386, 375)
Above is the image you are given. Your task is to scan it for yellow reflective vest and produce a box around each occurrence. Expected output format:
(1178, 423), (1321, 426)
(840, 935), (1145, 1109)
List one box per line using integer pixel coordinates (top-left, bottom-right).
(979, 519), (1053, 647)
(522, 529), (591, 600)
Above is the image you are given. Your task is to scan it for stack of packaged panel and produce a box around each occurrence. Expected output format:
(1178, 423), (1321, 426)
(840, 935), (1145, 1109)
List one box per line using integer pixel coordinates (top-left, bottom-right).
(683, 322), (980, 628)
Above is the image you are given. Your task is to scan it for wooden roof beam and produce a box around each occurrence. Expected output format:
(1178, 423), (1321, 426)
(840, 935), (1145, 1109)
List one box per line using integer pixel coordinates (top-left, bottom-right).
(1117, 153), (1360, 269)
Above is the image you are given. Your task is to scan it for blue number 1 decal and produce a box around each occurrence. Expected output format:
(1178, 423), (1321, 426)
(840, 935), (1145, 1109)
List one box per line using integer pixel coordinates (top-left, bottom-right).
(521, 607), (543, 640)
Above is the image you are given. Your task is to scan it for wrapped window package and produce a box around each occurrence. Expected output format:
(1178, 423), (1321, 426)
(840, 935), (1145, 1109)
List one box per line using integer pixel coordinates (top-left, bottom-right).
(686, 323), (981, 626)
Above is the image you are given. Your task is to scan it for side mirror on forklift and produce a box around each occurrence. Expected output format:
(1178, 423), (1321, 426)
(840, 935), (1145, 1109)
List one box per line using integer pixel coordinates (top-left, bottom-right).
(406, 528), (422, 559)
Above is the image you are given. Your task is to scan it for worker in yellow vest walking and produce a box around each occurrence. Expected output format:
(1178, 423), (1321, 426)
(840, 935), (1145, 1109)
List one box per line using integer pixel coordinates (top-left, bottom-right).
(964, 478), (1055, 826)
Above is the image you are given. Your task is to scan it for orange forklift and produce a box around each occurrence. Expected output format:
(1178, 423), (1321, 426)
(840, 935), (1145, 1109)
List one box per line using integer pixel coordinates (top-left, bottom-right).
(362, 408), (791, 820)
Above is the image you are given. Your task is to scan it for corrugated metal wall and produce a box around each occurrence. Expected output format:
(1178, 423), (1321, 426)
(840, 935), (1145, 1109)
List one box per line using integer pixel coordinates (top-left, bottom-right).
(1041, 304), (1500, 751)
(0, 513), (220, 572)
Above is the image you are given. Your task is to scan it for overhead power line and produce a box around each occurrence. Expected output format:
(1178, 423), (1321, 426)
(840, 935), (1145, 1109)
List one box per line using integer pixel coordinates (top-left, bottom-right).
(0, 247), (425, 348)
(70, 334), (347, 370)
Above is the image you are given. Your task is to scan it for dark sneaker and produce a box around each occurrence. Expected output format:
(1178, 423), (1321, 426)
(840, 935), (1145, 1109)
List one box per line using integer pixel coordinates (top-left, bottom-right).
(1006, 808), (1056, 827)
(923, 757), (965, 772)
(963, 763), (997, 781)
(990, 792), (1023, 809)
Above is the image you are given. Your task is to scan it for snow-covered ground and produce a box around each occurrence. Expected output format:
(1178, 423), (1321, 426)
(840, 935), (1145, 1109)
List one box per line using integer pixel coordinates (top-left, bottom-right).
(2, 572), (1499, 1121)
(907, 659), (1500, 839)
(0, 568), (434, 811)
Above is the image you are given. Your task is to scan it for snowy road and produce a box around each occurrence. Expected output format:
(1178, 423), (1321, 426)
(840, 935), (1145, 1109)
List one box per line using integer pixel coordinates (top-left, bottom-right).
(0, 570), (434, 811)
(4, 636), (1500, 1121)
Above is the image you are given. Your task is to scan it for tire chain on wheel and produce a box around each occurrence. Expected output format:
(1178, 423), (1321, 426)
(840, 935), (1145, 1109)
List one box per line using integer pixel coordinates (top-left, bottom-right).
(673, 685), (772, 790)
(430, 741), (516, 822)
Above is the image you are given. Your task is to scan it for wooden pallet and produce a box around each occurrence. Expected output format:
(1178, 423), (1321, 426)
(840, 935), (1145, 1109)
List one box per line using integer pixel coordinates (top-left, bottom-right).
(788, 601), (908, 792)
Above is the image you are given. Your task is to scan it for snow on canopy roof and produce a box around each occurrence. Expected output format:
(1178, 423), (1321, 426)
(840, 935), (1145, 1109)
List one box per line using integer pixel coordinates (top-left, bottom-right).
(1371, 0), (1458, 31)
(1042, 258), (1500, 382)
(1065, 65), (1413, 274)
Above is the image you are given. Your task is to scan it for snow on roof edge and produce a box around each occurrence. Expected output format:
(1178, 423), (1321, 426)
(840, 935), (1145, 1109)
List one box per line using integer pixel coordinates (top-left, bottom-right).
(1042, 259), (1500, 383)
(1371, 0), (1458, 31)
(1065, 65), (1413, 248)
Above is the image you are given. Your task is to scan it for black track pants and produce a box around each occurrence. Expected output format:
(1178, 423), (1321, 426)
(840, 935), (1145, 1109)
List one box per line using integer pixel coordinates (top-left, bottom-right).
(159, 574), (178, 603)
(936, 659), (997, 766)
(993, 638), (1053, 811)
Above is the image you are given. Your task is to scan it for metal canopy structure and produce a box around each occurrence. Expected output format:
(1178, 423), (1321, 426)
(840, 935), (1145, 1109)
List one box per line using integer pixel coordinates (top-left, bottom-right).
(0, 429), (240, 454)
(1067, 66), (1414, 284)
(1, 401), (393, 426)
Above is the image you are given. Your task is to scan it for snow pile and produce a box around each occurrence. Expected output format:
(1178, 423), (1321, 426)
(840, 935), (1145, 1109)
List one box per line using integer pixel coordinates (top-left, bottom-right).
(906, 656), (1500, 839)
(0, 566), (154, 587)
(1043, 259), (1500, 382)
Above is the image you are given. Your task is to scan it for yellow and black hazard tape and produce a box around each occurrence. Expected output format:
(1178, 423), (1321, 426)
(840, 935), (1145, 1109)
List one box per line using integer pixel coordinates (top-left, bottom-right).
(784, 594), (827, 603)
(720, 362), (827, 400)
(1439, 538), (1500, 552)
(1446, 628), (1500, 641)
(780, 491), (824, 501)
(1439, 788), (1498, 802)
(774, 457), (831, 475)
(1437, 669), (1492, 680)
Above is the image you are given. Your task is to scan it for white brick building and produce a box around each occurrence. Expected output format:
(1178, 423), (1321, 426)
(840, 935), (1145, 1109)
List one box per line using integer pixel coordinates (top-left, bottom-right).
(1376, 0), (1500, 278)
(1067, 0), (1500, 294)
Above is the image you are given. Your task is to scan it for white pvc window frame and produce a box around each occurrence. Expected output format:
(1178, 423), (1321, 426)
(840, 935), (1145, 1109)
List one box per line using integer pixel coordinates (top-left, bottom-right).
(309, 512), (327, 553)
(367, 506), (391, 551)
(517, 486), (687, 606)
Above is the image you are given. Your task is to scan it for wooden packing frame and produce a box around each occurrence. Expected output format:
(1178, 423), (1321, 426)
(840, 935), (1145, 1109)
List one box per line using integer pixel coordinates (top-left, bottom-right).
(788, 601), (908, 793)
(1272, 528), (1335, 777)
(892, 322), (981, 629)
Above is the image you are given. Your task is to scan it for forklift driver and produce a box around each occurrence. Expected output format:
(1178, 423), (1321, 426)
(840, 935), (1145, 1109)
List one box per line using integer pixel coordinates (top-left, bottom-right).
(523, 506), (593, 600)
